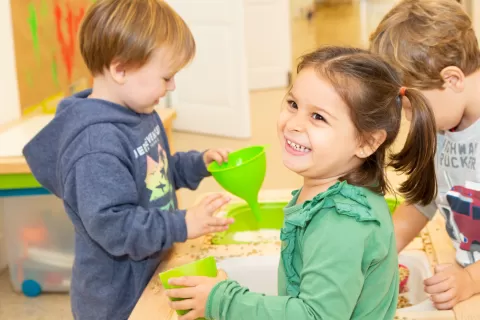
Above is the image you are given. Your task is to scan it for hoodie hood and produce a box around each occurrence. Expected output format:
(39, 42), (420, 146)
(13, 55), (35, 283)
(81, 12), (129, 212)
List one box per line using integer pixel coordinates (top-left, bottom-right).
(23, 89), (143, 197)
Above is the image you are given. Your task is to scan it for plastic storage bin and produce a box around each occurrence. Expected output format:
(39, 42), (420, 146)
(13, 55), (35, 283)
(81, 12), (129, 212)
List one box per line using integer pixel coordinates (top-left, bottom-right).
(1, 188), (74, 296)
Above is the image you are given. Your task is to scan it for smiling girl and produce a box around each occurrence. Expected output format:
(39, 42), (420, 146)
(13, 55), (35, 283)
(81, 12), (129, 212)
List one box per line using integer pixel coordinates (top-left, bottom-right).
(165, 46), (438, 320)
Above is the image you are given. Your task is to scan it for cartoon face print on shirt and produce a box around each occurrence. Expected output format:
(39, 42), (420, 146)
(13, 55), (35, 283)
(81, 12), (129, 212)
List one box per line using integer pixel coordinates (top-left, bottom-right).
(443, 182), (480, 265)
(446, 184), (480, 250)
(433, 133), (480, 266)
(145, 144), (175, 210)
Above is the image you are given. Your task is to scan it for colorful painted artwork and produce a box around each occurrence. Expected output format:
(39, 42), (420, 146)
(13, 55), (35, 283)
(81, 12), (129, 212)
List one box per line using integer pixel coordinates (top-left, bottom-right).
(11, 0), (94, 114)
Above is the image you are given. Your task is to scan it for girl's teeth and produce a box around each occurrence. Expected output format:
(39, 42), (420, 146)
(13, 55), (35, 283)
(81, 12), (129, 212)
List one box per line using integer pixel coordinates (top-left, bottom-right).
(287, 140), (311, 152)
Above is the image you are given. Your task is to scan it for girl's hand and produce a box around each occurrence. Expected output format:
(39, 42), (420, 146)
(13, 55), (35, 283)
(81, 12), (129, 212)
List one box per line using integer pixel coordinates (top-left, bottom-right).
(203, 149), (230, 166)
(165, 270), (228, 320)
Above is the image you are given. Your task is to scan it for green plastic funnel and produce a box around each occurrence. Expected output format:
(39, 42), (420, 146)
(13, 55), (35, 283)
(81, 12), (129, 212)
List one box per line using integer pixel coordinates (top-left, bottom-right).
(207, 145), (267, 221)
(159, 256), (217, 318)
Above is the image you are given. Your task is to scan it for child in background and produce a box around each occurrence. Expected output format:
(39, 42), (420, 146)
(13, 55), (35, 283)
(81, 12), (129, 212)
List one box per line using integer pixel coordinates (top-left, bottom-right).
(370, 0), (480, 309)
(22, 1), (233, 319)
(164, 46), (438, 320)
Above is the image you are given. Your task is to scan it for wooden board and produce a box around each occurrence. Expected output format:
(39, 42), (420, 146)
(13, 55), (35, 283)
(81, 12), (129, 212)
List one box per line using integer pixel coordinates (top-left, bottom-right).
(10, 0), (94, 115)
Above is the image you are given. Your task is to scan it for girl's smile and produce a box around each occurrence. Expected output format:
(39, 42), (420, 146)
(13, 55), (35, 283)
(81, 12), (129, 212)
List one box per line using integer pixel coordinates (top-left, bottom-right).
(285, 138), (312, 155)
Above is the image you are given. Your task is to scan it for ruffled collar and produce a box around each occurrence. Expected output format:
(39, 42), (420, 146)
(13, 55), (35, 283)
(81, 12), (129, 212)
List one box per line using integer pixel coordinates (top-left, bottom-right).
(280, 181), (379, 297)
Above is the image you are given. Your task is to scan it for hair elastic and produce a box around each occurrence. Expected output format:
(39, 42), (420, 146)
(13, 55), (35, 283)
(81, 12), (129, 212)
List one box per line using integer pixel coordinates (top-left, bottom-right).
(399, 86), (407, 97)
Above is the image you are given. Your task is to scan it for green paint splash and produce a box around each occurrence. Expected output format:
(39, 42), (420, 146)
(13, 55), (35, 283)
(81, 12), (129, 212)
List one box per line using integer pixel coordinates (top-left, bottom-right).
(28, 3), (40, 60)
(51, 56), (60, 88)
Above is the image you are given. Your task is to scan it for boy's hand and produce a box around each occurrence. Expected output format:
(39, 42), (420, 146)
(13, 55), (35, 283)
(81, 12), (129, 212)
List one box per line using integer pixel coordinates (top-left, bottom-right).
(203, 149), (230, 166)
(166, 269), (228, 320)
(185, 194), (234, 239)
(424, 264), (475, 309)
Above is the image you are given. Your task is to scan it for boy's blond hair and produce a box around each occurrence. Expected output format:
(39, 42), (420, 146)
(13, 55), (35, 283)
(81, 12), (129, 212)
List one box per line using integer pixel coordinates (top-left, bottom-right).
(79, 0), (195, 75)
(369, 0), (480, 90)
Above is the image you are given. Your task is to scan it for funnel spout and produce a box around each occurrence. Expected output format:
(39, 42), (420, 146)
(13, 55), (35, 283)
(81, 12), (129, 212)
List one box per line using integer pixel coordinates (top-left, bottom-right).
(248, 200), (262, 221)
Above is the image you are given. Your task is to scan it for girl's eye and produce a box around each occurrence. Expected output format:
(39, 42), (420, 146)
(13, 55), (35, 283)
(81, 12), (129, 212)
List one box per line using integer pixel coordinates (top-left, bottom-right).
(164, 78), (171, 82)
(312, 113), (325, 121)
(287, 100), (298, 109)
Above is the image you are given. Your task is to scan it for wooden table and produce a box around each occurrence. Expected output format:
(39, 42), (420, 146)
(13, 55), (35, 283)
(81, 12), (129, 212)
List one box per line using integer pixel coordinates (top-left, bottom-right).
(0, 107), (177, 176)
(129, 190), (480, 320)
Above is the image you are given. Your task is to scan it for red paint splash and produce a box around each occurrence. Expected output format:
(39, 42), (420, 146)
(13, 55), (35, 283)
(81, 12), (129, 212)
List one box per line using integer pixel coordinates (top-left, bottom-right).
(54, 2), (85, 82)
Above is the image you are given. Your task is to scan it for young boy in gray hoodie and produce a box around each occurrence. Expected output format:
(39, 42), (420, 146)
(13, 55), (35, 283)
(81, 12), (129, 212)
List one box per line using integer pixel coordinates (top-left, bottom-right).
(23, 1), (233, 319)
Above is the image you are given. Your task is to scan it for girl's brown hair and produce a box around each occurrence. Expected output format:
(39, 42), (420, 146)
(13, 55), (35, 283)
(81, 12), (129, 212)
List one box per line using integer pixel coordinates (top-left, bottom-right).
(298, 46), (437, 205)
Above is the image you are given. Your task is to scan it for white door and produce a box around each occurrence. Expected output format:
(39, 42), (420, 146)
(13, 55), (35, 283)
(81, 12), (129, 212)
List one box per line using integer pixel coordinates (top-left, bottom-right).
(245, 0), (292, 90)
(166, 0), (251, 138)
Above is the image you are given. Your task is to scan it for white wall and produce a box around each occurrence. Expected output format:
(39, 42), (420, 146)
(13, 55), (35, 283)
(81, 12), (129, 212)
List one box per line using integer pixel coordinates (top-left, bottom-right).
(0, 0), (21, 127)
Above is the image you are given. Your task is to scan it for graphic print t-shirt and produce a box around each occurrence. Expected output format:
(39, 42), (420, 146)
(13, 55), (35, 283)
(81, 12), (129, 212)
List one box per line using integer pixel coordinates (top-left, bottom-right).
(416, 120), (480, 266)
(136, 123), (176, 210)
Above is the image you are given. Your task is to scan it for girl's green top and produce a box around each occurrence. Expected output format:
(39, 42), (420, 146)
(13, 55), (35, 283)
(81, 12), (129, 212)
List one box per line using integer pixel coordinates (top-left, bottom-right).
(205, 181), (399, 320)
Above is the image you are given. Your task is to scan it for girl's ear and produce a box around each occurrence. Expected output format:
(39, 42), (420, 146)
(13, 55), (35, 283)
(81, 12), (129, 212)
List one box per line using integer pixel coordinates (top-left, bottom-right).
(356, 130), (387, 159)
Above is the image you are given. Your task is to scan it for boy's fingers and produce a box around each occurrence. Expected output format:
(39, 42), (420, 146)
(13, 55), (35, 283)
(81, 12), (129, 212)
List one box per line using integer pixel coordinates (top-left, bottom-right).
(219, 149), (229, 162)
(434, 297), (457, 310)
(424, 272), (449, 286)
(208, 225), (230, 234)
(208, 216), (234, 226)
(431, 288), (456, 304)
(204, 193), (228, 205)
(424, 278), (453, 294)
(210, 152), (224, 165)
(205, 196), (230, 214)
(201, 193), (223, 205)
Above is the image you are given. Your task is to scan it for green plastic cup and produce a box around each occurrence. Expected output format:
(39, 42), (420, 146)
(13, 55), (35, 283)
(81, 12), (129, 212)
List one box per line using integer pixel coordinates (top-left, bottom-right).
(207, 145), (267, 221)
(159, 256), (218, 318)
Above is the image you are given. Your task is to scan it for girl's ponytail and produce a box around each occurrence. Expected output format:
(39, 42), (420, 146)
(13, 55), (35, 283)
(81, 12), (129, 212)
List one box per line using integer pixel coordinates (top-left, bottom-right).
(390, 88), (437, 205)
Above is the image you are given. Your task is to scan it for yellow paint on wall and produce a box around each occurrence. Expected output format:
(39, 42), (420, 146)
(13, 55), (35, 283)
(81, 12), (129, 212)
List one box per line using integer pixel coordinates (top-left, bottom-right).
(42, 93), (65, 114)
(22, 76), (89, 116)
(23, 103), (44, 116)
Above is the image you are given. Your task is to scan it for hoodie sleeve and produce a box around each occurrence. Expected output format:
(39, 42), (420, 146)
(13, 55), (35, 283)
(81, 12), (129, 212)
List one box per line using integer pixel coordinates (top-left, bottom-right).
(63, 152), (188, 261)
(170, 150), (211, 190)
